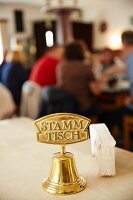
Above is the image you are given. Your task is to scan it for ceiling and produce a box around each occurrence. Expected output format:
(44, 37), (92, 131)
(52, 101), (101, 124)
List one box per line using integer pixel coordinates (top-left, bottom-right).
(0, 0), (131, 8)
(0, 0), (42, 5)
(0, 0), (112, 6)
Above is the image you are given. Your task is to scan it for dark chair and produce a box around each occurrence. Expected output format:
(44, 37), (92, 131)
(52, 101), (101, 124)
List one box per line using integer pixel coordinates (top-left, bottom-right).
(123, 115), (133, 150)
(37, 86), (79, 118)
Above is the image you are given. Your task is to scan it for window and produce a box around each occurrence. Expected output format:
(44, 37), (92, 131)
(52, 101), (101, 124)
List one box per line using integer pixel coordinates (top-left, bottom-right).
(45, 31), (54, 47)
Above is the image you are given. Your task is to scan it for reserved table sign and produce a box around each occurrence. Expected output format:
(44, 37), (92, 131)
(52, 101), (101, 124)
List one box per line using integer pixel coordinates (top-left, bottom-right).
(34, 113), (91, 145)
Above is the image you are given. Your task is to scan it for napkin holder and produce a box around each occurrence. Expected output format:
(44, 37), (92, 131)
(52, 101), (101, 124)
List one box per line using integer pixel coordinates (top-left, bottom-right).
(34, 113), (91, 195)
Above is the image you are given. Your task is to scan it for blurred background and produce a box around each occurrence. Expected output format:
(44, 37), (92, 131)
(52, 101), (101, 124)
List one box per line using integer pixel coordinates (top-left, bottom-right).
(1, 0), (133, 151)
(0, 0), (133, 64)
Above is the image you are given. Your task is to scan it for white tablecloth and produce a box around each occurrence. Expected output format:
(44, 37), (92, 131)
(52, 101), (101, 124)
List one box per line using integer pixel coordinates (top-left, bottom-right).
(0, 117), (133, 200)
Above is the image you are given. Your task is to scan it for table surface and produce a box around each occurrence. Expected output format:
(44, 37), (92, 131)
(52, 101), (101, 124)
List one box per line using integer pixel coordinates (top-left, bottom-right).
(0, 117), (133, 200)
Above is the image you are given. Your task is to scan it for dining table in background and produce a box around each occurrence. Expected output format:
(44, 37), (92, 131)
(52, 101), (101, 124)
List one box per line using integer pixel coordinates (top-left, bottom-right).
(98, 80), (130, 111)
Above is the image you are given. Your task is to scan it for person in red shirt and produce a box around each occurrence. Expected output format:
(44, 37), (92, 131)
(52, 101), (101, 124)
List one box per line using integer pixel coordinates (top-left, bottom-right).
(29, 45), (64, 87)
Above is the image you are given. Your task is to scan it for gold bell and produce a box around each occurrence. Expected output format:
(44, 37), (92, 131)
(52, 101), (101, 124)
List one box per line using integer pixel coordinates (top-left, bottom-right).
(34, 113), (91, 195)
(43, 146), (86, 195)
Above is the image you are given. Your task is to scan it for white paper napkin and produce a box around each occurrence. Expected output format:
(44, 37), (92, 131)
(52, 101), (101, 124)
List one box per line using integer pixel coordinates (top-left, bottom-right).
(90, 123), (116, 176)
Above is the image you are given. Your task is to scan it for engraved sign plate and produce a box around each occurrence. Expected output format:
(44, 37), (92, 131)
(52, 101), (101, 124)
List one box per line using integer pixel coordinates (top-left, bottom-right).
(34, 113), (91, 145)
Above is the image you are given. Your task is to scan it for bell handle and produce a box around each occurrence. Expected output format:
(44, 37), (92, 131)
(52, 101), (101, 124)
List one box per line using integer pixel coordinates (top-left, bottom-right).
(60, 145), (66, 155)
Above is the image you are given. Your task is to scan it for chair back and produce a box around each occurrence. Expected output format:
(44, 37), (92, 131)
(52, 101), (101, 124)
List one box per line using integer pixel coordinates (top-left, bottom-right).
(20, 81), (42, 119)
(124, 115), (133, 150)
(38, 86), (79, 118)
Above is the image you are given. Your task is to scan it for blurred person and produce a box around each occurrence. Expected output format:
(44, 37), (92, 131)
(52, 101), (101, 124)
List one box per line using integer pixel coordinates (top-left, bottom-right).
(0, 50), (28, 106)
(78, 39), (93, 65)
(0, 83), (16, 119)
(93, 47), (125, 83)
(56, 40), (103, 117)
(103, 30), (133, 137)
(0, 50), (9, 81)
(29, 45), (64, 88)
(98, 48), (118, 72)
(121, 30), (133, 94)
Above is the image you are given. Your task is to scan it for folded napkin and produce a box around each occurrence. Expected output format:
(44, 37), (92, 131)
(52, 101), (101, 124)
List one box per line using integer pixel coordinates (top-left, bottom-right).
(89, 123), (116, 176)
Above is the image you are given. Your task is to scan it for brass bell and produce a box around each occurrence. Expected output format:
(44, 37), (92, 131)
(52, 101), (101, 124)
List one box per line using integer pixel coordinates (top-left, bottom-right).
(34, 113), (91, 195)
(43, 146), (86, 194)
